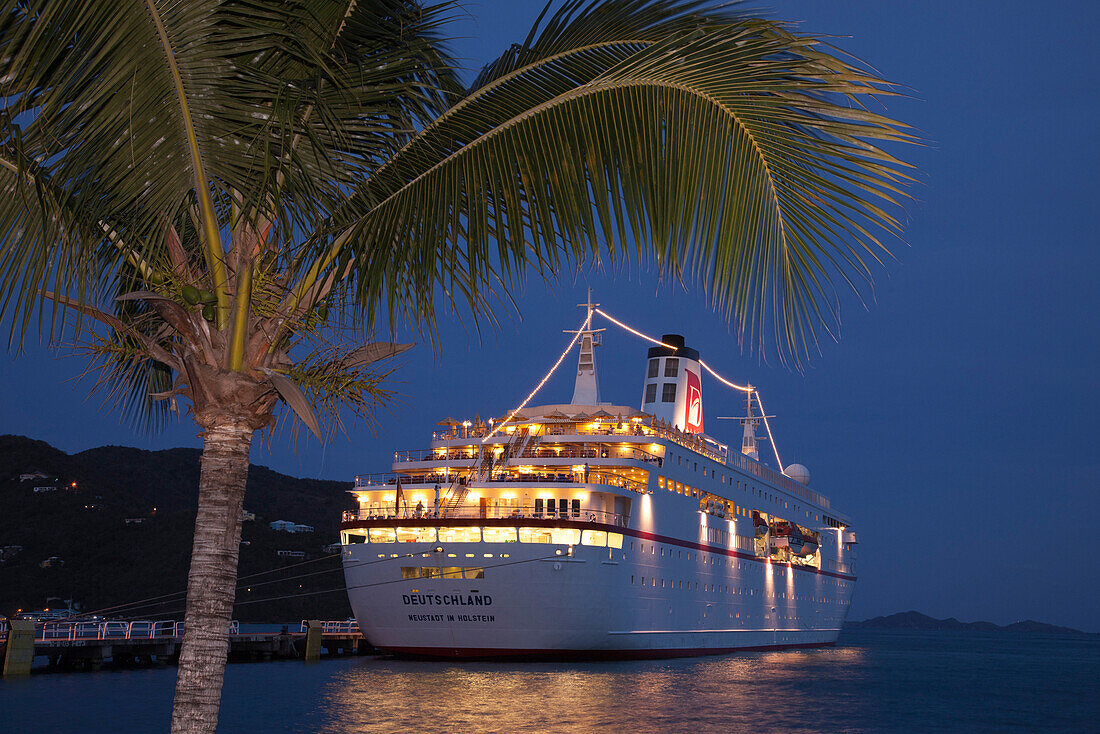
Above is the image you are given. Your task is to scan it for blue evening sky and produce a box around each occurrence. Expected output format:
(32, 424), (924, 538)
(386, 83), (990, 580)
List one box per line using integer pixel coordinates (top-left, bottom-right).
(1, 1), (1097, 631)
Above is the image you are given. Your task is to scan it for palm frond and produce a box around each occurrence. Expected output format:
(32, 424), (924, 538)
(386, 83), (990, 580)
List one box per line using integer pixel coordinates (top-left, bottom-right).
(337, 7), (914, 365)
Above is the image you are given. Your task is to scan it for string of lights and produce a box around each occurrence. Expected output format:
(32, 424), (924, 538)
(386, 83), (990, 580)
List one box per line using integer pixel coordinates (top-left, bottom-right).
(697, 359), (753, 394)
(592, 308), (675, 349)
(753, 390), (784, 473)
(594, 307), (787, 476)
(482, 310), (593, 442)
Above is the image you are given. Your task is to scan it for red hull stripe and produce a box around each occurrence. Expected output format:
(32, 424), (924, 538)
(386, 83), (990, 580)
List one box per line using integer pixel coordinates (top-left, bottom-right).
(378, 641), (836, 660)
(340, 517), (856, 582)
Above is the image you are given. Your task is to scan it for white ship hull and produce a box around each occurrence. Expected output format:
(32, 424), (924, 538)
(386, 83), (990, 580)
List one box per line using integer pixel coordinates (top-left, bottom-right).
(342, 525), (855, 658)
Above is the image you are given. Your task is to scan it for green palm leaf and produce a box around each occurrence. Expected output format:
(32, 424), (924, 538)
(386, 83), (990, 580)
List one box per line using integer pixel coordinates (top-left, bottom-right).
(333, 3), (914, 364)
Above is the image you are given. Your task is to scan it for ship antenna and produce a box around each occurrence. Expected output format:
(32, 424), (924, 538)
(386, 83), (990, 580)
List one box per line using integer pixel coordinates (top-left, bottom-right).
(716, 386), (775, 462)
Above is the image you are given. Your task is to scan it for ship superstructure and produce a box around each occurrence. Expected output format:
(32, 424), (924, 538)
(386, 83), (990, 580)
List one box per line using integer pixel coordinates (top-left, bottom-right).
(339, 302), (858, 657)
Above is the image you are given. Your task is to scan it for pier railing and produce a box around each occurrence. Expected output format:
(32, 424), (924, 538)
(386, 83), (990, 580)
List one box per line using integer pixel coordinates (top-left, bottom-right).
(0, 620), (242, 643)
(299, 620), (360, 635)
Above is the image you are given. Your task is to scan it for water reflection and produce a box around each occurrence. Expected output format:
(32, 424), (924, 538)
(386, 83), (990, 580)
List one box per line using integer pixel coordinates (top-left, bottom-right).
(311, 646), (870, 734)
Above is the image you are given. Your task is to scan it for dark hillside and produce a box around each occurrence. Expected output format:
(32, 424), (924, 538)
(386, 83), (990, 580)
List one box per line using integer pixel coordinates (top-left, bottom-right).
(0, 435), (357, 622)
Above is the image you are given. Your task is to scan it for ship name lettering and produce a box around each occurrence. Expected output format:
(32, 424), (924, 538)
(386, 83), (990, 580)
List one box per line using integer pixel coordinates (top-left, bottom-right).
(402, 593), (493, 607)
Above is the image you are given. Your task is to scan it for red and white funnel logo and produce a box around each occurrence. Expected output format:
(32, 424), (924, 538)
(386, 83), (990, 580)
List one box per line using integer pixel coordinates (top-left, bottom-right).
(684, 369), (703, 434)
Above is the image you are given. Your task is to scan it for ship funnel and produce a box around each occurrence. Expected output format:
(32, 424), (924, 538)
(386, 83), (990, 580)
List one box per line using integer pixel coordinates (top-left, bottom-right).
(640, 334), (704, 434)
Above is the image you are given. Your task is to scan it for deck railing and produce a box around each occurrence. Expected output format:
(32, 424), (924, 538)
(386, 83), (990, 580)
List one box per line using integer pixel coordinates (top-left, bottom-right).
(342, 505), (629, 526)
(356, 470), (648, 495)
(392, 444), (663, 465)
(725, 452), (829, 509)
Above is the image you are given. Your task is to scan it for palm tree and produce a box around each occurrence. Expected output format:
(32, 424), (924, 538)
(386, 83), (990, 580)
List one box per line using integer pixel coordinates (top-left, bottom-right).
(0, 0), (912, 730)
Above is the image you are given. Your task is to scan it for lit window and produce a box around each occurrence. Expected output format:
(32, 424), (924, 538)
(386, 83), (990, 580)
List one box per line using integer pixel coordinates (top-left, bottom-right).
(482, 527), (517, 543)
(438, 527), (481, 543)
(396, 527), (437, 543)
(369, 528), (397, 543)
(582, 530), (607, 546)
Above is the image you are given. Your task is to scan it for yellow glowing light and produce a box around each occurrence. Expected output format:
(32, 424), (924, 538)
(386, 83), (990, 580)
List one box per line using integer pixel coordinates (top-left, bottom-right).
(501, 492), (516, 500)
(484, 310), (592, 442)
(467, 492), (481, 501)
(382, 494), (395, 503)
(594, 308), (675, 349)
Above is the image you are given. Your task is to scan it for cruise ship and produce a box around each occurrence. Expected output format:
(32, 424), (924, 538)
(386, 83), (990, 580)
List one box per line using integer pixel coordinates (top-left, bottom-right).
(340, 301), (858, 658)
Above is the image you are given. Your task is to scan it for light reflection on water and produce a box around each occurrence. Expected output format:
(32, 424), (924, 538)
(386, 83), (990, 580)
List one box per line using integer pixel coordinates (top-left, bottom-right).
(1, 631), (1095, 733)
(310, 647), (870, 734)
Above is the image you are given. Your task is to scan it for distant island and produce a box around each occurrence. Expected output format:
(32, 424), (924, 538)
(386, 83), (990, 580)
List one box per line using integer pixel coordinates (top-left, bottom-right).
(845, 611), (1085, 635)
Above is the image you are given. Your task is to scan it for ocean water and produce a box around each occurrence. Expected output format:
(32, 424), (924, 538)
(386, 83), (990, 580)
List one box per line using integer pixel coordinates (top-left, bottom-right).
(1, 630), (1096, 733)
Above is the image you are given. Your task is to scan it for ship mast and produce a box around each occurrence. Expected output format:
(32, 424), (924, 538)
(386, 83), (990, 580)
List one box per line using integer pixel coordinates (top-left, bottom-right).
(718, 388), (773, 461)
(740, 388), (760, 461)
(566, 288), (605, 405)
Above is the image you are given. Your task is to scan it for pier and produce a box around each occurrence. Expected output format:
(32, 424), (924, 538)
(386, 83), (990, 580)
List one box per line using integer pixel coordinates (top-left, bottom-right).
(0, 619), (365, 674)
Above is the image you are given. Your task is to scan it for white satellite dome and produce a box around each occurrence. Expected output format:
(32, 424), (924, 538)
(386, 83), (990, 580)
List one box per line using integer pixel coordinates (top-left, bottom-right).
(785, 463), (811, 485)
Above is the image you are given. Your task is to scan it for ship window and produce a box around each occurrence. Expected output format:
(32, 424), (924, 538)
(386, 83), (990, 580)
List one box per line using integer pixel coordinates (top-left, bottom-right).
(519, 527), (579, 544)
(559, 498), (569, 517)
(608, 533), (623, 549)
(582, 530), (607, 546)
(662, 383), (677, 402)
(534, 498), (544, 516)
(440, 567), (463, 579)
(482, 527), (517, 543)
(463, 567), (485, 579)
(645, 383), (657, 403)
(658, 476), (666, 490)
(665, 358), (679, 377)
(400, 567), (421, 579)
(438, 527), (481, 543)
(571, 499), (581, 517)
(396, 527), (438, 543)
(648, 359), (660, 378)
(368, 528), (396, 543)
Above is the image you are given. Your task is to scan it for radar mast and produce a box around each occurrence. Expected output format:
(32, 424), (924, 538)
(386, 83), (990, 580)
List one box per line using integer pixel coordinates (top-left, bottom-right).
(567, 288), (605, 405)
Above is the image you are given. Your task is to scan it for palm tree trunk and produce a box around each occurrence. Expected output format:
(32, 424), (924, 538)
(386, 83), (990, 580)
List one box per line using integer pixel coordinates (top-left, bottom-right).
(171, 420), (254, 734)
